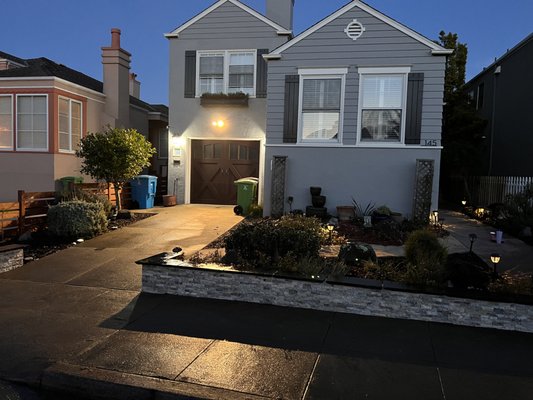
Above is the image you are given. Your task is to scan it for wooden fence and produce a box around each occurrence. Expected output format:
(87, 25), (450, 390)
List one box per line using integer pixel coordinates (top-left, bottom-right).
(0, 183), (132, 240)
(467, 176), (533, 206)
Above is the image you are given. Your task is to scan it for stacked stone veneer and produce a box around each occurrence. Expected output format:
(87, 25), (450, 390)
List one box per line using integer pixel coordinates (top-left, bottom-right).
(0, 245), (25, 273)
(141, 262), (533, 334)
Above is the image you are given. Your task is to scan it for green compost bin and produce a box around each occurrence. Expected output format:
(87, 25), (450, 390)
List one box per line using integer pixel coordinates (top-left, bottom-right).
(59, 176), (84, 191)
(234, 177), (259, 215)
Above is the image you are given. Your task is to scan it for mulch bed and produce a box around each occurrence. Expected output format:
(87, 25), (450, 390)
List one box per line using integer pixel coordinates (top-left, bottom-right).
(20, 212), (154, 263)
(336, 221), (403, 246)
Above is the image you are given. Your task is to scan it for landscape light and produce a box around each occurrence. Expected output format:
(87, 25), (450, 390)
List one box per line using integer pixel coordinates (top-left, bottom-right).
(490, 253), (501, 277)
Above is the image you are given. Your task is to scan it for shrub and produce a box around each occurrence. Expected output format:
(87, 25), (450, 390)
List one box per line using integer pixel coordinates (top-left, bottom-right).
(498, 185), (533, 236)
(48, 200), (108, 238)
(404, 229), (448, 286)
(247, 203), (263, 218)
(374, 205), (392, 216)
(488, 271), (533, 295)
(59, 187), (113, 217)
(445, 253), (490, 290)
(225, 215), (323, 269)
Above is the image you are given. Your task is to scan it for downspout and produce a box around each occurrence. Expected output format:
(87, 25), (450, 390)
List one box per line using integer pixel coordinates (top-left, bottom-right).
(488, 66), (501, 175)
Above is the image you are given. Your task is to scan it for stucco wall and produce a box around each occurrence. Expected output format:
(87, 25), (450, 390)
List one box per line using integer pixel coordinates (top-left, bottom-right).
(263, 146), (441, 217)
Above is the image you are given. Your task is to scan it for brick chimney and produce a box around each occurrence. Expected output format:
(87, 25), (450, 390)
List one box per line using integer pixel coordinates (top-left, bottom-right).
(266, 0), (294, 31)
(129, 73), (141, 99)
(102, 28), (131, 128)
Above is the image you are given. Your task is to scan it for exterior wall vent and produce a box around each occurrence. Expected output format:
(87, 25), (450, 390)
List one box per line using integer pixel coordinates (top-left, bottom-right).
(344, 19), (365, 41)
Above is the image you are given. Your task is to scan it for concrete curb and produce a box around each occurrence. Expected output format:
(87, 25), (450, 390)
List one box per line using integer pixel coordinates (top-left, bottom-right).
(42, 362), (267, 400)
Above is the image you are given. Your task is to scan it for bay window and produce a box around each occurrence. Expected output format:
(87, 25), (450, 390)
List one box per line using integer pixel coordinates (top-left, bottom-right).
(16, 95), (48, 151)
(358, 67), (409, 143)
(197, 50), (256, 96)
(298, 69), (347, 143)
(59, 97), (82, 152)
(0, 95), (12, 150)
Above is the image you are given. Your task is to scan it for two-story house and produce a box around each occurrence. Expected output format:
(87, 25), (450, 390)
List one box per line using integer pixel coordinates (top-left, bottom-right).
(0, 29), (168, 202)
(465, 33), (533, 177)
(167, 0), (450, 218)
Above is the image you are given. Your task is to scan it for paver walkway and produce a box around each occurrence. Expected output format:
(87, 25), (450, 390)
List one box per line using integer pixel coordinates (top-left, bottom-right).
(441, 210), (533, 273)
(0, 205), (532, 399)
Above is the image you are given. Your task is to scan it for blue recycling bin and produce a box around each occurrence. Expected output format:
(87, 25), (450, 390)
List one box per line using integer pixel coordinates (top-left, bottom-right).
(130, 175), (157, 209)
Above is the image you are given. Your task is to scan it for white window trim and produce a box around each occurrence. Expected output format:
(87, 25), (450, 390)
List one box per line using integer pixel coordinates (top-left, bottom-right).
(356, 67), (411, 147)
(58, 96), (83, 154)
(0, 94), (13, 151)
(195, 49), (257, 98)
(15, 94), (49, 152)
(297, 70), (347, 145)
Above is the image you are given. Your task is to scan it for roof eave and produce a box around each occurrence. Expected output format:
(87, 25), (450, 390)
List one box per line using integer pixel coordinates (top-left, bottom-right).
(166, 0), (289, 39)
(432, 49), (454, 56)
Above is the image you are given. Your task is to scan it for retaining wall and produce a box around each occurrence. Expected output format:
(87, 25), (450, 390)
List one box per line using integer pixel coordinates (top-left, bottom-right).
(139, 256), (533, 334)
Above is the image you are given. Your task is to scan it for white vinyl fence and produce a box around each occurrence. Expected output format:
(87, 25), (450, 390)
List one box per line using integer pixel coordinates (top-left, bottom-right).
(468, 176), (533, 206)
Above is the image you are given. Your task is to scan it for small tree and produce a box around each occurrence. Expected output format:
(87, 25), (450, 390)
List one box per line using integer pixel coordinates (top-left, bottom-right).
(76, 127), (156, 210)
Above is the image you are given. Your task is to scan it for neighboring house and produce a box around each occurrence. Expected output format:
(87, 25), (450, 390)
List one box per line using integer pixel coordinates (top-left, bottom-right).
(0, 29), (168, 202)
(166, 0), (450, 217)
(166, 0), (292, 205)
(464, 33), (533, 177)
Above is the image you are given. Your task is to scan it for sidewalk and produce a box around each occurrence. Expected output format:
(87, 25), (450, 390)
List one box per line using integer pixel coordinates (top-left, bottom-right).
(0, 205), (532, 399)
(441, 210), (533, 273)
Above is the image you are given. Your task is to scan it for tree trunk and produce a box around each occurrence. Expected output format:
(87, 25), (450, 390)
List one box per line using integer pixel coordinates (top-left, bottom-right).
(113, 183), (122, 211)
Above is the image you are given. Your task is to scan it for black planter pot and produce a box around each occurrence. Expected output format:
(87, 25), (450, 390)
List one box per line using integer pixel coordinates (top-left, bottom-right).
(312, 195), (326, 208)
(310, 187), (322, 196)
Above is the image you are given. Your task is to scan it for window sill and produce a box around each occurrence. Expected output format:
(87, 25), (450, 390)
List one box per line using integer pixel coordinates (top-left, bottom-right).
(200, 97), (249, 107)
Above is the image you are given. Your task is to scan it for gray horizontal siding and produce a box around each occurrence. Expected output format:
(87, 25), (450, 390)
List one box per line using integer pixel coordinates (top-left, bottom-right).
(179, 2), (279, 40)
(266, 5), (446, 145)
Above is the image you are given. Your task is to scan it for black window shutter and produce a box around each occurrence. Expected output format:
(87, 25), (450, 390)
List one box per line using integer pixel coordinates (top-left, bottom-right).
(184, 51), (196, 98)
(283, 75), (299, 143)
(405, 73), (424, 145)
(256, 49), (269, 98)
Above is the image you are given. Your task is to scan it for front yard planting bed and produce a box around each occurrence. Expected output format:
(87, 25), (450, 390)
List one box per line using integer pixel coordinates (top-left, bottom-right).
(137, 253), (533, 334)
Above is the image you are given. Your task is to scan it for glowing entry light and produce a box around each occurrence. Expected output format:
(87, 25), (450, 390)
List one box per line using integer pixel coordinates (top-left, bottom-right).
(212, 120), (224, 128)
(172, 135), (185, 148)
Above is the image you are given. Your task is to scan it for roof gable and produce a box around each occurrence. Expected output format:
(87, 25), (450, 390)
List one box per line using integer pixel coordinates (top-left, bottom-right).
(266, 0), (452, 58)
(165, 0), (291, 38)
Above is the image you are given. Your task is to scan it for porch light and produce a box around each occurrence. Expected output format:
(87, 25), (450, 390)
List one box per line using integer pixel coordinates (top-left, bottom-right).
(490, 253), (501, 277)
(172, 135), (185, 148)
(212, 120), (224, 128)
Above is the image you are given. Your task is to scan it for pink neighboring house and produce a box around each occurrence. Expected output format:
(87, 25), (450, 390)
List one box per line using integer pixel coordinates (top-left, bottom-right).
(0, 29), (168, 202)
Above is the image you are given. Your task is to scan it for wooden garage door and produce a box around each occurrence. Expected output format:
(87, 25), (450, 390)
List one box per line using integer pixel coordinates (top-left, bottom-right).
(191, 140), (260, 205)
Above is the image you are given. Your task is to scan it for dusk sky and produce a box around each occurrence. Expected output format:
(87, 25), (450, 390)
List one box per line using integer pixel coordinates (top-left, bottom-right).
(1, 0), (531, 105)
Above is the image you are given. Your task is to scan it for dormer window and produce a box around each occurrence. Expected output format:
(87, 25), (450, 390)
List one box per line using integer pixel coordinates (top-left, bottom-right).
(197, 50), (256, 96)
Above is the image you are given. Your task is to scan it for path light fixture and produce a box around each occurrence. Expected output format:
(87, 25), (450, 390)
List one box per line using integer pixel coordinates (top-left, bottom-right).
(468, 233), (477, 254)
(461, 200), (467, 206)
(490, 253), (501, 278)
(327, 223), (335, 243)
(287, 196), (294, 213)
(432, 210), (439, 226)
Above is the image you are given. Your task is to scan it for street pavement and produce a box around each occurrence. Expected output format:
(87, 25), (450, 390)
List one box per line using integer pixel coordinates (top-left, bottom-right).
(0, 205), (532, 399)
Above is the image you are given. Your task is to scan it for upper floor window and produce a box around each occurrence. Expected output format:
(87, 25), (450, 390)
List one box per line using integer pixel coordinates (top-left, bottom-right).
(59, 97), (82, 152)
(358, 67), (409, 144)
(298, 68), (347, 144)
(16, 94), (48, 151)
(197, 50), (256, 96)
(0, 95), (13, 150)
